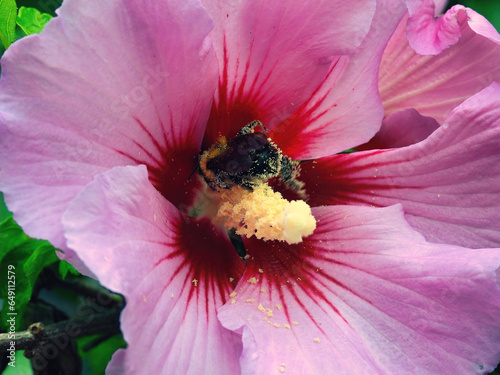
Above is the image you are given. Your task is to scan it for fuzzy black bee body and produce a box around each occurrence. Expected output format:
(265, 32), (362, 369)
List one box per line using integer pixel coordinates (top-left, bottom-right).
(199, 121), (302, 193)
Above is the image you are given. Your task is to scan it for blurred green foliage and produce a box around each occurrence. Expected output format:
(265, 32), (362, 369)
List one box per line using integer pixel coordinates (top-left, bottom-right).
(77, 335), (127, 375)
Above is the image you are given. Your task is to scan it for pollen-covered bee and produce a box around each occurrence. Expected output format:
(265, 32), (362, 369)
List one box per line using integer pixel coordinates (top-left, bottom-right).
(198, 120), (304, 194)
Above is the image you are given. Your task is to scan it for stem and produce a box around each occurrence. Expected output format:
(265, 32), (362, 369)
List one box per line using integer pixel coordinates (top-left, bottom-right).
(0, 309), (121, 352)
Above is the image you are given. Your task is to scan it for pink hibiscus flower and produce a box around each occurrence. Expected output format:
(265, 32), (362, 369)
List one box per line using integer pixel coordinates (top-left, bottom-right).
(1, 0), (500, 374)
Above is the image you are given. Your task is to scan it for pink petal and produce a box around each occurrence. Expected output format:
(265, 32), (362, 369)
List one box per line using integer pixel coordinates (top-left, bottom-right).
(380, 8), (500, 124)
(267, 1), (408, 159)
(63, 165), (245, 374)
(218, 204), (500, 375)
(201, 0), (376, 145)
(405, 0), (462, 55)
(301, 83), (500, 248)
(0, 0), (217, 251)
(433, 0), (448, 15)
(359, 108), (439, 150)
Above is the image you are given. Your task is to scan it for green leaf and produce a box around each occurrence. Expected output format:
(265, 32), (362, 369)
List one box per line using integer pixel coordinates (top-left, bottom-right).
(0, 192), (12, 222)
(0, 217), (60, 330)
(16, 6), (52, 36)
(77, 334), (127, 375)
(14, 23), (26, 40)
(58, 259), (80, 279)
(2, 351), (34, 374)
(0, 0), (17, 49)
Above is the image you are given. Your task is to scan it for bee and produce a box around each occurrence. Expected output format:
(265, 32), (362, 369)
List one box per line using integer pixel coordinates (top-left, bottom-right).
(198, 120), (304, 194)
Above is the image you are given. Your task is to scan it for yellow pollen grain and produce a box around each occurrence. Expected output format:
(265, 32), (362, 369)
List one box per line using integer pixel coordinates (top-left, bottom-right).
(258, 268), (264, 273)
(153, 214), (157, 221)
(229, 277), (234, 282)
(279, 367), (285, 373)
(244, 254), (250, 260)
(192, 279), (198, 287)
(276, 304), (283, 310)
(229, 291), (237, 298)
(313, 338), (321, 343)
(281, 363), (287, 367)
(171, 293), (174, 298)
(246, 299), (255, 303)
(260, 287), (266, 293)
(258, 304), (265, 312)
(266, 309), (274, 317)
(248, 277), (259, 284)
(273, 323), (280, 328)
(231, 299), (236, 304)
(214, 184), (316, 244)
(292, 321), (298, 326)
(283, 324), (291, 329)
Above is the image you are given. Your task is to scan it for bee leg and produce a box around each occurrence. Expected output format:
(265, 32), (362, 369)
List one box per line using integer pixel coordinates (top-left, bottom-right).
(227, 229), (247, 262)
(237, 120), (267, 136)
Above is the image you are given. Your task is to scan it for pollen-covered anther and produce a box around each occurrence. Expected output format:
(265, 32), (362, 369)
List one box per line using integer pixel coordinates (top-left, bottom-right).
(214, 183), (316, 244)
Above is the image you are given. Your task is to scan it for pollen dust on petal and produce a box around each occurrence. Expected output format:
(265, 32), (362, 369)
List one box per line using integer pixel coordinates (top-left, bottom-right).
(248, 277), (259, 284)
(279, 362), (287, 373)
